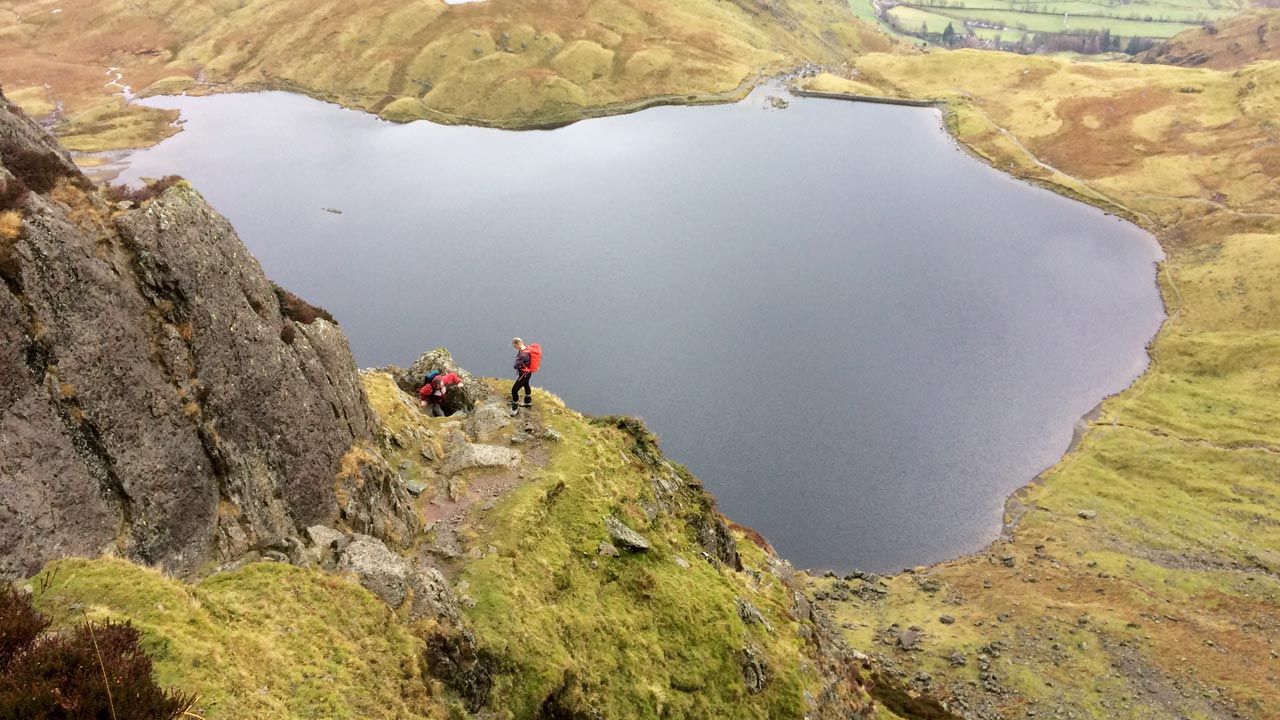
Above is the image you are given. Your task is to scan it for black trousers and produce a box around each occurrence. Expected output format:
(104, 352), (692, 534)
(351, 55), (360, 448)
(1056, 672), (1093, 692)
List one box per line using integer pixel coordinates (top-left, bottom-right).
(511, 372), (531, 404)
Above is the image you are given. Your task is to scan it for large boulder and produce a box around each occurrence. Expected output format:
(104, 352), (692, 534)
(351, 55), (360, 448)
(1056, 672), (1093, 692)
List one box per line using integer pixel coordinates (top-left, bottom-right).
(441, 443), (522, 476)
(0, 92), (417, 579)
(336, 534), (411, 607)
(465, 402), (511, 441)
(393, 348), (487, 415)
(604, 516), (651, 552)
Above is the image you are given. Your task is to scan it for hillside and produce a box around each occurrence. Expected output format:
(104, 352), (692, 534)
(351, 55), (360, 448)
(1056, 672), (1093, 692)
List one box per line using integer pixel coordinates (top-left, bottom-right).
(796, 47), (1280, 718)
(0, 0), (890, 152)
(1142, 8), (1280, 69)
(5, 3), (1280, 717)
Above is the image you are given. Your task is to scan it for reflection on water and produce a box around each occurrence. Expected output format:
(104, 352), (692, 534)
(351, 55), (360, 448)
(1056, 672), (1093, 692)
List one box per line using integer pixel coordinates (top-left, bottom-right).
(119, 87), (1165, 572)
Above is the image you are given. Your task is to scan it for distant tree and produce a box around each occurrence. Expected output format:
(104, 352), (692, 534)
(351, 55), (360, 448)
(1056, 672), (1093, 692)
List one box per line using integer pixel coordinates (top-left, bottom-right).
(921, 21), (929, 35)
(942, 22), (958, 44)
(1124, 35), (1144, 54)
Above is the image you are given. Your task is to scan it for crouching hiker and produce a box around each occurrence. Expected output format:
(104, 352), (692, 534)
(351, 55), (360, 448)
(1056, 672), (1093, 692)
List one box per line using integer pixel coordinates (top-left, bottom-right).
(419, 369), (460, 417)
(509, 337), (541, 416)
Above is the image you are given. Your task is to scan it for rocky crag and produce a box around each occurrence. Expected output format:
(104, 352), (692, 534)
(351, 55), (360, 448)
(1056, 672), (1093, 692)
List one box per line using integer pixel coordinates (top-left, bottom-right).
(0, 92), (416, 580)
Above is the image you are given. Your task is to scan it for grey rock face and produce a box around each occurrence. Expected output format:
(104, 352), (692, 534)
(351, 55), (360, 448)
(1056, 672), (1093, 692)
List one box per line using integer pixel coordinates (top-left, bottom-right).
(0, 96), (417, 579)
(604, 516), (651, 552)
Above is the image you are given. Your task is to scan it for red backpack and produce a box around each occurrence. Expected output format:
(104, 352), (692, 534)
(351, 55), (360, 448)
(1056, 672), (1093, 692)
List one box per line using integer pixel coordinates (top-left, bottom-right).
(526, 343), (542, 373)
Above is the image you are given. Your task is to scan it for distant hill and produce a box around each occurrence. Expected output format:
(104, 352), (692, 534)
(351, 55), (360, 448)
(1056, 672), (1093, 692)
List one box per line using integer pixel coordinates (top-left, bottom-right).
(0, 0), (890, 152)
(1142, 8), (1280, 68)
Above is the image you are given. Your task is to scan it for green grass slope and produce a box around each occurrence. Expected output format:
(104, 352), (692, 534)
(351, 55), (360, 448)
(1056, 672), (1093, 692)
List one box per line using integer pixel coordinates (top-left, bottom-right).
(28, 558), (444, 719)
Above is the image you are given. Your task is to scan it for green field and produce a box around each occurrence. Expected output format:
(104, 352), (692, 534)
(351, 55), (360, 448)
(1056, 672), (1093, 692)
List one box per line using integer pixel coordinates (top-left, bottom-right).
(881, 0), (1252, 45)
(847, 0), (924, 40)
(948, 8), (1200, 35)
(887, 4), (966, 33)
(914, 0), (1240, 22)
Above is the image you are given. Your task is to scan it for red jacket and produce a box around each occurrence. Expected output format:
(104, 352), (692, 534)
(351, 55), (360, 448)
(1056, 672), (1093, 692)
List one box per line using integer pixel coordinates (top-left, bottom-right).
(419, 372), (461, 403)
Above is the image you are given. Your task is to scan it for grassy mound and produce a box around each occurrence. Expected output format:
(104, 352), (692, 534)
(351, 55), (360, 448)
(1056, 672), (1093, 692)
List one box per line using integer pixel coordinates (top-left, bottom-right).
(29, 558), (444, 719)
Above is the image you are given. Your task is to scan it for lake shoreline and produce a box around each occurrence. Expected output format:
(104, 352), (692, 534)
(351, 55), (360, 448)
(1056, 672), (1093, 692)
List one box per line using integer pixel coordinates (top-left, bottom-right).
(111, 85), (1165, 574)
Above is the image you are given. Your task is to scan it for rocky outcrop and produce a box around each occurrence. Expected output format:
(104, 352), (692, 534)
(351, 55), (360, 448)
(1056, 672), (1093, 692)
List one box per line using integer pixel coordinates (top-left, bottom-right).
(0, 93), (417, 579)
(391, 347), (486, 415)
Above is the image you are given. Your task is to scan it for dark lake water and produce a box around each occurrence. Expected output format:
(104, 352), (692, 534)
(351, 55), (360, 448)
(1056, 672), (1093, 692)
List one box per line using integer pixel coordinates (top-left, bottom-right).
(118, 87), (1165, 572)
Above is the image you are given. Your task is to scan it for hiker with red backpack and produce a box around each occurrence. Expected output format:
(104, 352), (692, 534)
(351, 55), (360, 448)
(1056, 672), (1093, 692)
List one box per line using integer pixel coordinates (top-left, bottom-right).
(510, 337), (541, 416)
(419, 369), (461, 417)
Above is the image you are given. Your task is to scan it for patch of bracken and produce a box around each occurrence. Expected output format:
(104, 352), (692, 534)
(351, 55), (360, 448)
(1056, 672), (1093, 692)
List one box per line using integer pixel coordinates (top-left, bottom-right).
(273, 282), (336, 325)
(103, 175), (184, 206)
(0, 177), (28, 211)
(0, 585), (196, 719)
(0, 140), (80, 196)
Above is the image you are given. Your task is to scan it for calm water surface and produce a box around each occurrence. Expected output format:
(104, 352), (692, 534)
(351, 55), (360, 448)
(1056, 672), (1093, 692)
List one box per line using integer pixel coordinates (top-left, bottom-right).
(120, 88), (1164, 572)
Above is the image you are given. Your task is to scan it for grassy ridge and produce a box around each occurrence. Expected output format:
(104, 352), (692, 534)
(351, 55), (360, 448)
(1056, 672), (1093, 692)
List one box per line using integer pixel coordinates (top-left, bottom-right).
(365, 373), (873, 717)
(0, 0), (893, 151)
(28, 373), (875, 717)
(800, 35), (1280, 717)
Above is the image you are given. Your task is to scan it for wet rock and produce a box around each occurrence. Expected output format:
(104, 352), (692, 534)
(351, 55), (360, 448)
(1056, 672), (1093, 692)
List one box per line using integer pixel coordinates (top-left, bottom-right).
(1078, 509), (1098, 520)
(423, 627), (494, 713)
(1001, 554), (1017, 568)
(939, 614), (956, 625)
(604, 516), (650, 551)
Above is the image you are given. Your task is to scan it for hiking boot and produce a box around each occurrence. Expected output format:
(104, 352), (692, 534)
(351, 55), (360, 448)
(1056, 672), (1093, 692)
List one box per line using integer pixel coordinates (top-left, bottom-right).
(522, 399), (533, 408)
(509, 404), (519, 417)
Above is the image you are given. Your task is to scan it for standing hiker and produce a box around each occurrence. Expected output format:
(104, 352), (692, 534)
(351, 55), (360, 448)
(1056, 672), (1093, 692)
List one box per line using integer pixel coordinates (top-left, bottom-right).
(510, 337), (541, 416)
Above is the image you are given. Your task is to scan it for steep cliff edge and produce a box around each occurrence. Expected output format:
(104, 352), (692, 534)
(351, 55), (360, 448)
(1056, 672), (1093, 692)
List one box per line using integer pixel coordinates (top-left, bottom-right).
(0, 92), (417, 579)
(2, 90), (903, 718)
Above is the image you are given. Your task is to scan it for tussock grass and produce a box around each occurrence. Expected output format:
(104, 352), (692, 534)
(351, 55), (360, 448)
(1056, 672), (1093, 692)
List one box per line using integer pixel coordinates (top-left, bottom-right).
(30, 558), (445, 720)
